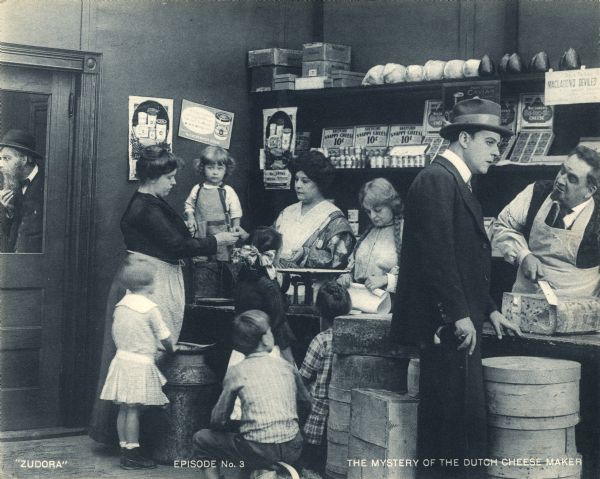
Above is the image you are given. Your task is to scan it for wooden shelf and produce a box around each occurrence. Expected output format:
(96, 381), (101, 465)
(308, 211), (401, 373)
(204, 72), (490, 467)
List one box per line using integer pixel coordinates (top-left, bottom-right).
(250, 73), (547, 105)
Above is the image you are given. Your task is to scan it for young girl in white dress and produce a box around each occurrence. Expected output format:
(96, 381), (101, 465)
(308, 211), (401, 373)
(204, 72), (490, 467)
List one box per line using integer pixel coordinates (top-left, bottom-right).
(100, 257), (176, 469)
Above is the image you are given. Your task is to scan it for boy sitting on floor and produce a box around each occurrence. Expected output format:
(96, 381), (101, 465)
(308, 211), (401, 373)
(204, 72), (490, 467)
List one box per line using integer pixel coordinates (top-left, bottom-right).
(193, 309), (310, 479)
(299, 281), (351, 476)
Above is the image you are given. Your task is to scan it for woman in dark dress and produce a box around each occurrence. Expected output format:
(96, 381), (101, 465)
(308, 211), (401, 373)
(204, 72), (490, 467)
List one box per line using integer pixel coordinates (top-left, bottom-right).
(89, 145), (239, 444)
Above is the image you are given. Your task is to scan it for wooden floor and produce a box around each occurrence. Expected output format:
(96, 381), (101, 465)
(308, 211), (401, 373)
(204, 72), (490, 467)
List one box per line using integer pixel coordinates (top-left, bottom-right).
(0, 434), (205, 479)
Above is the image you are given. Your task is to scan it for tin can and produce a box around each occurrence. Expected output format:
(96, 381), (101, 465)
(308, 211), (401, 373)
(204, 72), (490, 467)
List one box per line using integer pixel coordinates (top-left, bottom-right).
(147, 108), (159, 126)
(156, 119), (167, 142)
(214, 112), (232, 140)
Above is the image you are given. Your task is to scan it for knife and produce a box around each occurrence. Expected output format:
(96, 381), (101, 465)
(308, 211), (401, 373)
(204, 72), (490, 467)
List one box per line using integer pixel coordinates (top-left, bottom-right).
(538, 280), (558, 306)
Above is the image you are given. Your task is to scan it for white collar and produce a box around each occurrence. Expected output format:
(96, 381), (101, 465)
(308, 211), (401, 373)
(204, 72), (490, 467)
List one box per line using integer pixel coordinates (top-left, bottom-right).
(26, 165), (39, 183)
(440, 149), (472, 184)
(202, 182), (223, 189)
(568, 196), (594, 216)
(116, 293), (157, 313)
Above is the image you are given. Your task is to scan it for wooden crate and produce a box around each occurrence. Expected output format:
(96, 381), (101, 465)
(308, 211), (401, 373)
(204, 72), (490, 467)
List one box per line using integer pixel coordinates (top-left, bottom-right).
(348, 435), (417, 479)
(350, 388), (418, 451)
(501, 293), (600, 335)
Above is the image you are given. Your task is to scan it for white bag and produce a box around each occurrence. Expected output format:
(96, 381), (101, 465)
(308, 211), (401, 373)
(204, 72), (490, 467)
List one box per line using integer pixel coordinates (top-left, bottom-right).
(348, 283), (391, 314)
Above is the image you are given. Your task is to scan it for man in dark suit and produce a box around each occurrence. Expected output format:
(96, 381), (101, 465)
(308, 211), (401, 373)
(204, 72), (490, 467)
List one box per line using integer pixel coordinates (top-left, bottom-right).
(0, 129), (45, 253)
(390, 98), (521, 479)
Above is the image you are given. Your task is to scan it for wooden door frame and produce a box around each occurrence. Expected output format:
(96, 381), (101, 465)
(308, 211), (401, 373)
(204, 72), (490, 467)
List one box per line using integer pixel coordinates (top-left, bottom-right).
(0, 42), (101, 427)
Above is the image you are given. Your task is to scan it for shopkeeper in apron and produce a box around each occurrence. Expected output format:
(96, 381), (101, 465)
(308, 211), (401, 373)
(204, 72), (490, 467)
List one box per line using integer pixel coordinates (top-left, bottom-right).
(493, 145), (600, 297)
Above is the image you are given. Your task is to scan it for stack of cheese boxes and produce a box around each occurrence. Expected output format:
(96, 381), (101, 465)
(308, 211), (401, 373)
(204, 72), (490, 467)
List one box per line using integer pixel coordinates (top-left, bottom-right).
(296, 42), (363, 90)
(247, 48), (302, 92)
(328, 314), (419, 479)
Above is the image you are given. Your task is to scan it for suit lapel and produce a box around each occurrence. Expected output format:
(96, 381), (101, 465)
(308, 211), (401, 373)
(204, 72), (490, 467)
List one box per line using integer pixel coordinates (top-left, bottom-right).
(433, 156), (488, 240)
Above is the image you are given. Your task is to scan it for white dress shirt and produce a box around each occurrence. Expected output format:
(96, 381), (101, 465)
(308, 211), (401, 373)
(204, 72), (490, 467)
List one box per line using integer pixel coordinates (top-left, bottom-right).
(492, 183), (594, 265)
(439, 149), (472, 186)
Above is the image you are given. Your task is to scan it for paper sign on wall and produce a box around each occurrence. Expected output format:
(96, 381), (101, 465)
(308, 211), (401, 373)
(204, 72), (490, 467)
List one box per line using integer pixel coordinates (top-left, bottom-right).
(178, 99), (234, 149)
(263, 107), (297, 171)
(129, 95), (174, 181)
(545, 68), (600, 105)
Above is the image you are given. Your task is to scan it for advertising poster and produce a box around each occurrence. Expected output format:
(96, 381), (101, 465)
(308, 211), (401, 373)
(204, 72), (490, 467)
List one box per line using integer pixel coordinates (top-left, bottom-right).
(422, 99), (445, 133)
(262, 106), (297, 171)
(128, 95), (174, 180)
(178, 99), (235, 149)
(442, 80), (501, 118)
(518, 93), (554, 130)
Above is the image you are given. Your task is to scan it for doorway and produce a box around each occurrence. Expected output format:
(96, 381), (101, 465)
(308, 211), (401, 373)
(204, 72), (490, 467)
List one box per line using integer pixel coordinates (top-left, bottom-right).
(0, 43), (101, 433)
(0, 66), (73, 430)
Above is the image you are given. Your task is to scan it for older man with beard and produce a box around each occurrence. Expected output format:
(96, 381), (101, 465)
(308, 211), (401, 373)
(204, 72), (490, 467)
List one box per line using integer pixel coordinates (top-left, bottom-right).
(0, 129), (44, 253)
(493, 145), (600, 297)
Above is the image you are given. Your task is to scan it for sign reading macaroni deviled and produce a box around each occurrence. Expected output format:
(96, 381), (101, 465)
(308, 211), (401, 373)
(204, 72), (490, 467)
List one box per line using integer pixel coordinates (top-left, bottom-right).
(544, 68), (600, 106)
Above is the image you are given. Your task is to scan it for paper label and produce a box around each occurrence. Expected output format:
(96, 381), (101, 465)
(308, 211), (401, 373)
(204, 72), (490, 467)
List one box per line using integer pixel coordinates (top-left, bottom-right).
(388, 125), (423, 146)
(545, 68), (600, 105)
(354, 125), (389, 147)
(321, 127), (355, 148)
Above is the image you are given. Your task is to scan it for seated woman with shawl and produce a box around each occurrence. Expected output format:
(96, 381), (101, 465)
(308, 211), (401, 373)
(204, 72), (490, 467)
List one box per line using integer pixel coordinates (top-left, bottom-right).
(275, 151), (355, 269)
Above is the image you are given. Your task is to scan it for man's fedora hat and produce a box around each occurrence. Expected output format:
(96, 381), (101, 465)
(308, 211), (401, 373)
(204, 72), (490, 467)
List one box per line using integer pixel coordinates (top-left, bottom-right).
(0, 129), (43, 159)
(439, 97), (513, 140)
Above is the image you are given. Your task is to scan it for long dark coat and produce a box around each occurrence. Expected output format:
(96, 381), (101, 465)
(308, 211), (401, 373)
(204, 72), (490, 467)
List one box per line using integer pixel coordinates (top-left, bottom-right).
(390, 155), (496, 478)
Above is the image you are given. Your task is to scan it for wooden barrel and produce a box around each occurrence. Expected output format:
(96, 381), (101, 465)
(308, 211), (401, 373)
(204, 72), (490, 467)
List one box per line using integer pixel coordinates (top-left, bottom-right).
(327, 386), (350, 476)
(331, 354), (408, 392)
(483, 356), (581, 479)
(143, 342), (221, 464)
(407, 358), (420, 398)
(327, 425), (350, 477)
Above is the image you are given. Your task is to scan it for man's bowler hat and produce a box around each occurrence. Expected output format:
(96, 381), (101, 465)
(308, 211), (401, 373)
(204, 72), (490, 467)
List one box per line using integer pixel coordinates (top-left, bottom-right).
(439, 97), (513, 140)
(0, 129), (43, 159)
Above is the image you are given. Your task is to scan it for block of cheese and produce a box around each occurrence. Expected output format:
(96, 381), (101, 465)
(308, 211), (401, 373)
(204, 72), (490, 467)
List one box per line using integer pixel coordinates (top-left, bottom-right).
(501, 293), (600, 335)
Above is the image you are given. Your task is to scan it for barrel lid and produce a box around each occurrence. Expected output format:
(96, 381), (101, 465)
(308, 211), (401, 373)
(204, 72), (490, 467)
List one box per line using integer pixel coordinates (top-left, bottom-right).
(482, 356), (580, 384)
(175, 342), (216, 355)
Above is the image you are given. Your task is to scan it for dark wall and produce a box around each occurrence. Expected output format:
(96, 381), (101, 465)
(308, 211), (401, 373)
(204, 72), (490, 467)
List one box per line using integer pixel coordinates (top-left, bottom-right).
(87, 0), (315, 414)
(321, 0), (598, 73)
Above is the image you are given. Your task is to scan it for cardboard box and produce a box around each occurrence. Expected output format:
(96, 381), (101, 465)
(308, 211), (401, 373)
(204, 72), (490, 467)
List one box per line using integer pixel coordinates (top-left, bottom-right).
(295, 76), (330, 90)
(303, 60), (350, 78)
(247, 48), (302, 67)
(272, 80), (296, 91)
(251, 65), (301, 92)
(303, 42), (352, 63)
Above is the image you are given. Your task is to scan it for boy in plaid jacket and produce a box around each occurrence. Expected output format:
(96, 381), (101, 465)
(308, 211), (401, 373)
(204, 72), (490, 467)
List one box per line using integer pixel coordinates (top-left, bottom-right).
(299, 281), (351, 474)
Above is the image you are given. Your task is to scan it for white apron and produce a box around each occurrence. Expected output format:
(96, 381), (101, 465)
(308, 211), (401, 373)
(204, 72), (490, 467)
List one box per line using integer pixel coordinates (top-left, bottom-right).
(513, 197), (599, 297)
